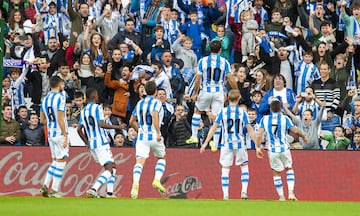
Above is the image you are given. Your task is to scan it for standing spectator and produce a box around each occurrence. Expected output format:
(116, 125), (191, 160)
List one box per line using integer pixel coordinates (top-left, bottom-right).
(22, 112), (45, 146)
(7, 9), (25, 36)
(152, 61), (172, 99)
(83, 31), (110, 67)
(96, 5), (125, 43)
(206, 24), (231, 61)
(129, 81), (167, 199)
(150, 25), (170, 63)
(108, 18), (141, 51)
(256, 99), (308, 201)
(67, 1), (89, 46)
(168, 104), (193, 148)
(156, 88), (175, 147)
(200, 89), (257, 200)
(0, 104), (21, 146)
(241, 9), (258, 62)
(44, 37), (66, 76)
(39, 76), (69, 198)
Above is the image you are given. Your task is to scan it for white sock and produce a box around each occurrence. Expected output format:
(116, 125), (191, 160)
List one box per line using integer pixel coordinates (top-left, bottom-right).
(51, 161), (66, 192)
(154, 159), (166, 181)
(133, 163), (143, 184)
(221, 168), (230, 199)
(241, 165), (249, 194)
(44, 161), (56, 187)
(191, 114), (201, 139)
(273, 176), (284, 198)
(93, 170), (112, 191)
(107, 168), (116, 194)
(286, 170), (295, 194)
(213, 125), (221, 148)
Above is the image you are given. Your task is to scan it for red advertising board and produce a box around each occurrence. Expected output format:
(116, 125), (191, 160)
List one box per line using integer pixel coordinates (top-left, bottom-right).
(0, 147), (359, 201)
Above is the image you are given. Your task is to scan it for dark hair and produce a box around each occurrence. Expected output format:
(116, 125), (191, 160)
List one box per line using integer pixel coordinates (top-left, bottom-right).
(17, 105), (28, 113)
(303, 109), (313, 117)
(86, 88), (97, 100)
(74, 91), (85, 99)
(252, 90), (263, 97)
(49, 76), (64, 89)
(209, 40), (222, 53)
(58, 60), (69, 67)
(320, 20), (332, 29)
(145, 81), (157, 95)
(189, 10), (197, 15)
(247, 107), (256, 113)
(272, 74), (287, 87)
(270, 100), (281, 112)
(125, 18), (135, 24)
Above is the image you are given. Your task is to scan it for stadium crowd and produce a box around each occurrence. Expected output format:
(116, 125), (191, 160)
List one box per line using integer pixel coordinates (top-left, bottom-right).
(1, 0), (360, 150)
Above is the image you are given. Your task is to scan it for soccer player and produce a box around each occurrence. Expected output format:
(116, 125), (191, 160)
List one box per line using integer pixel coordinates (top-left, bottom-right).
(39, 76), (68, 198)
(256, 98), (308, 201)
(77, 88), (121, 198)
(187, 40), (238, 149)
(129, 81), (167, 199)
(200, 89), (257, 200)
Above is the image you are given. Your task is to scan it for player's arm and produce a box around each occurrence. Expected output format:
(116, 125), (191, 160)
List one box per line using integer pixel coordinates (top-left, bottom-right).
(129, 115), (138, 132)
(77, 124), (88, 145)
(226, 73), (238, 90)
(192, 73), (202, 100)
(255, 128), (265, 159)
(245, 124), (257, 143)
(57, 111), (68, 148)
(40, 112), (47, 125)
(151, 110), (162, 141)
(290, 126), (308, 143)
(99, 121), (126, 130)
(200, 122), (219, 153)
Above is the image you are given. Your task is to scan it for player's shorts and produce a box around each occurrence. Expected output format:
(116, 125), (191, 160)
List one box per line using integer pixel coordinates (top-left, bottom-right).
(195, 91), (224, 114)
(90, 144), (114, 166)
(268, 150), (293, 172)
(219, 147), (248, 167)
(136, 138), (166, 159)
(48, 136), (69, 160)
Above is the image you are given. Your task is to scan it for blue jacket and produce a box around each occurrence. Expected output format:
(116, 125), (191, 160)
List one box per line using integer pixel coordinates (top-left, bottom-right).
(259, 88), (296, 115)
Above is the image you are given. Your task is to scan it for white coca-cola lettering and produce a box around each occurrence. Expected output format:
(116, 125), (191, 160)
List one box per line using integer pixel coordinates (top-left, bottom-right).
(165, 175), (202, 197)
(0, 151), (132, 196)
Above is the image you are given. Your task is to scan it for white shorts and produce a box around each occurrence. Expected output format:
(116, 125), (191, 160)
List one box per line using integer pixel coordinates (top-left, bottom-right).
(219, 147), (248, 167)
(195, 91), (224, 114)
(90, 144), (114, 166)
(136, 139), (166, 159)
(268, 150), (293, 172)
(48, 136), (69, 160)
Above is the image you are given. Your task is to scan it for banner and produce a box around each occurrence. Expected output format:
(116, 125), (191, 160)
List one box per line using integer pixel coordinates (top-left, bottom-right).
(0, 147), (359, 201)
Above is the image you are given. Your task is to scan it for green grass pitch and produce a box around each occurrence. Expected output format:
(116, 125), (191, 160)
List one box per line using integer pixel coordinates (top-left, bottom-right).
(0, 197), (359, 216)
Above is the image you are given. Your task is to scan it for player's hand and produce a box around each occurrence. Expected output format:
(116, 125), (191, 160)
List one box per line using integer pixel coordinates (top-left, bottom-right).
(156, 134), (162, 142)
(256, 147), (263, 159)
(200, 144), (207, 154)
(191, 94), (198, 102)
(63, 136), (69, 148)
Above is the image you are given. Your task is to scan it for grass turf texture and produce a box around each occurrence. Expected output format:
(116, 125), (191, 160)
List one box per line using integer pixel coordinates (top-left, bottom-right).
(0, 197), (358, 216)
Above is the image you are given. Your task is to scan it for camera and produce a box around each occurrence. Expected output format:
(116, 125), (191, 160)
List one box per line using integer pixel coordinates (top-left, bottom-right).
(300, 92), (308, 98)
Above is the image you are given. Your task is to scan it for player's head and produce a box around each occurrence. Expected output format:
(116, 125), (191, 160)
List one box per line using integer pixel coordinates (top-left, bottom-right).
(227, 89), (241, 103)
(209, 40), (222, 54)
(270, 99), (281, 113)
(49, 76), (64, 91)
(86, 88), (99, 104)
(145, 81), (157, 96)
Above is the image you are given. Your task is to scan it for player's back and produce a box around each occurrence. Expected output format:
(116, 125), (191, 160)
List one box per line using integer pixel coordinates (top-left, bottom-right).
(198, 54), (230, 93)
(133, 96), (163, 141)
(218, 105), (249, 149)
(259, 112), (294, 153)
(79, 102), (109, 149)
(41, 91), (67, 138)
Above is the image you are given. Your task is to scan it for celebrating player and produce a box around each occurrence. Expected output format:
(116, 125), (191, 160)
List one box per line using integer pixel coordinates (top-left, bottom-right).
(200, 89), (257, 200)
(129, 81), (167, 199)
(39, 76), (68, 198)
(77, 88), (122, 198)
(256, 98), (308, 201)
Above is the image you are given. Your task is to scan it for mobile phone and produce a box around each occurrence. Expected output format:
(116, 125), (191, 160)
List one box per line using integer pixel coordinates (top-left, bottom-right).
(300, 92), (308, 98)
(105, 4), (111, 10)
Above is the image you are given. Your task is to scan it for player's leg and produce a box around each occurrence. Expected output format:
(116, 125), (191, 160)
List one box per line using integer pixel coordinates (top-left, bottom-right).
(235, 148), (249, 200)
(40, 140), (56, 197)
(106, 164), (117, 198)
(284, 151), (297, 201)
(152, 141), (167, 193)
(219, 148), (233, 200)
(131, 140), (150, 199)
(49, 136), (69, 198)
(210, 93), (224, 150)
(269, 152), (285, 201)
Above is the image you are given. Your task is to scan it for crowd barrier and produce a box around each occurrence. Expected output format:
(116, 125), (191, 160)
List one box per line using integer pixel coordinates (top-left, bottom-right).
(0, 147), (359, 201)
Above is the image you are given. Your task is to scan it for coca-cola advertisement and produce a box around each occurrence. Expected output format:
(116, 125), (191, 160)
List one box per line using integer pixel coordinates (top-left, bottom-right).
(0, 147), (360, 201)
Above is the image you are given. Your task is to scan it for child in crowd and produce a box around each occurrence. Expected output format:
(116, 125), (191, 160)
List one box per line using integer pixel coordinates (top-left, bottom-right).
(320, 126), (351, 150)
(245, 107), (259, 149)
(206, 25), (230, 61)
(241, 9), (258, 62)
(250, 90), (263, 123)
(292, 87), (322, 120)
(294, 51), (319, 94)
(348, 130), (360, 150)
(113, 132), (125, 147)
(181, 10), (204, 59)
(150, 25), (170, 63)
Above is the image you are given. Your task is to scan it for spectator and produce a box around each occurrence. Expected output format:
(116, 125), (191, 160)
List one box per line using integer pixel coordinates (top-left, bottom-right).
(0, 104), (21, 146)
(87, 64), (110, 104)
(67, 1), (89, 46)
(250, 90), (264, 123)
(150, 25), (170, 63)
(206, 24), (231, 61)
(7, 9), (25, 36)
(152, 61), (172, 99)
(72, 91), (86, 122)
(95, 5), (125, 43)
(168, 104), (193, 148)
(53, 61), (81, 100)
(156, 88), (175, 147)
(77, 53), (95, 89)
(2, 76), (12, 105)
(292, 86), (322, 120)
(124, 127), (137, 147)
(108, 18), (141, 51)
(83, 31), (110, 67)
(16, 105), (29, 133)
(113, 132), (125, 147)
(320, 126), (351, 150)
(22, 112), (45, 146)
(348, 130), (360, 150)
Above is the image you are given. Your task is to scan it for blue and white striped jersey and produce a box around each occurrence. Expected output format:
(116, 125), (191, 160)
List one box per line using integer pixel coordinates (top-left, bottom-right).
(40, 91), (68, 138)
(132, 96), (164, 141)
(294, 61), (319, 94)
(79, 102), (109, 149)
(259, 112), (294, 153)
(216, 105), (249, 149)
(197, 54), (231, 93)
